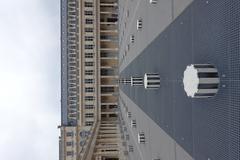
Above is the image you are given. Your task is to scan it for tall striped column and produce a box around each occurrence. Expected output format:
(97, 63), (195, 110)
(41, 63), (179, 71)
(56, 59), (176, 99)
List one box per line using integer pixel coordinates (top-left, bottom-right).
(144, 73), (160, 89)
(183, 64), (220, 98)
(131, 76), (143, 86)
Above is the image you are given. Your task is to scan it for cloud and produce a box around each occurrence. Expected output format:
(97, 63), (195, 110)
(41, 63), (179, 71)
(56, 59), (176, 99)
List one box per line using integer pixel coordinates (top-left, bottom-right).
(0, 0), (60, 160)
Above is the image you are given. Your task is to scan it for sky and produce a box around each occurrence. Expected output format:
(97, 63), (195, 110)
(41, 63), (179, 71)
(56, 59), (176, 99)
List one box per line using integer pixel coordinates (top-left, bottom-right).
(0, 0), (60, 160)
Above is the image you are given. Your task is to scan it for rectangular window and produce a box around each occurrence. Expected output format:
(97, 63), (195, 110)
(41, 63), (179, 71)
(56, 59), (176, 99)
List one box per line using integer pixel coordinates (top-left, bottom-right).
(85, 44), (94, 49)
(85, 96), (94, 101)
(69, 54), (76, 58)
(85, 10), (93, 16)
(85, 27), (93, 32)
(85, 36), (94, 41)
(85, 87), (94, 92)
(85, 105), (94, 109)
(85, 70), (94, 75)
(66, 132), (73, 137)
(85, 52), (94, 58)
(85, 61), (94, 67)
(84, 2), (93, 7)
(109, 114), (117, 118)
(101, 87), (114, 93)
(85, 121), (94, 126)
(69, 96), (77, 101)
(66, 151), (73, 156)
(66, 142), (73, 146)
(85, 78), (94, 84)
(101, 114), (107, 118)
(85, 19), (93, 24)
(85, 113), (94, 118)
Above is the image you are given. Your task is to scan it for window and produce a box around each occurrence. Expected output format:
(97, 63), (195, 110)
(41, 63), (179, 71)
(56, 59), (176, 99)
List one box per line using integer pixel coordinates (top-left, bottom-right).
(66, 151), (73, 156)
(85, 62), (94, 66)
(109, 105), (117, 109)
(66, 142), (73, 146)
(109, 114), (117, 118)
(85, 70), (94, 75)
(85, 105), (94, 109)
(85, 78), (94, 84)
(86, 19), (93, 24)
(84, 2), (93, 7)
(107, 17), (117, 22)
(85, 10), (93, 16)
(85, 44), (94, 49)
(85, 121), (94, 126)
(85, 113), (94, 118)
(85, 52), (94, 58)
(69, 110), (76, 114)
(69, 54), (76, 58)
(101, 105), (107, 109)
(69, 83), (76, 88)
(85, 36), (94, 41)
(85, 87), (94, 92)
(85, 27), (93, 32)
(66, 132), (73, 137)
(68, 79), (76, 84)
(85, 96), (94, 101)
(101, 114), (107, 118)
(101, 87), (114, 93)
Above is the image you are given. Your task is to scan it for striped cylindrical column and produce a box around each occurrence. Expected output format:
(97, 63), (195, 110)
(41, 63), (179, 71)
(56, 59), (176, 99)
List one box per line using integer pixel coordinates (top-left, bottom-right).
(144, 73), (160, 89)
(131, 76), (143, 86)
(119, 78), (129, 84)
(183, 64), (220, 98)
(118, 79), (124, 84)
(123, 78), (131, 85)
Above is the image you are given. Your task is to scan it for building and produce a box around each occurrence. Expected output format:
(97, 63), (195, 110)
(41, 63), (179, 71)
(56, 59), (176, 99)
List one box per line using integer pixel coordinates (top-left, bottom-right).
(59, 0), (240, 160)
(119, 0), (240, 160)
(59, 0), (128, 159)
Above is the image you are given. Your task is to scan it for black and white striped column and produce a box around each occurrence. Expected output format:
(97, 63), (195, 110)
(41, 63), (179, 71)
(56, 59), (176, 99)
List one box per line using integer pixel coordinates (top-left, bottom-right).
(118, 78), (124, 84)
(144, 73), (161, 89)
(183, 64), (220, 98)
(120, 78), (131, 85)
(131, 76), (143, 86)
(137, 132), (145, 144)
(124, 79), (131, 85)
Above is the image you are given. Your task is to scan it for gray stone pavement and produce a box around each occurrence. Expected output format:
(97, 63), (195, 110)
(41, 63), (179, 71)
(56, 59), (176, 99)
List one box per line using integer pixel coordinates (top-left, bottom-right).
(119, 90), (193, 160)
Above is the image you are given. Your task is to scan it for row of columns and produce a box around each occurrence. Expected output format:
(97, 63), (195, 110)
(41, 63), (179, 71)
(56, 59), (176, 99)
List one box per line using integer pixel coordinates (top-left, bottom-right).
(93, 121), (126, 160)
(119, 64), (220, 98)
(119, 73), (161, 89)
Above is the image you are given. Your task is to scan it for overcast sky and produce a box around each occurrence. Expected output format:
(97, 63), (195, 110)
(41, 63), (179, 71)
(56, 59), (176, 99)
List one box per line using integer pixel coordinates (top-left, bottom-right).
(0, 0), (60, 160)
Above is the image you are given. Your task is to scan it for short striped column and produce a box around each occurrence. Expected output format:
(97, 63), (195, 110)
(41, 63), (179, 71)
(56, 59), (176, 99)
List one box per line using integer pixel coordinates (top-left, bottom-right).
(119, 79), (128, 84)
(137, 132), (145, 144)
(123, 78), (131, 85)
(118, 79), (124, 84)
(183, 64), (220, 98)
(131, 76), (143, 86)
(144, 73), (161, 89)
